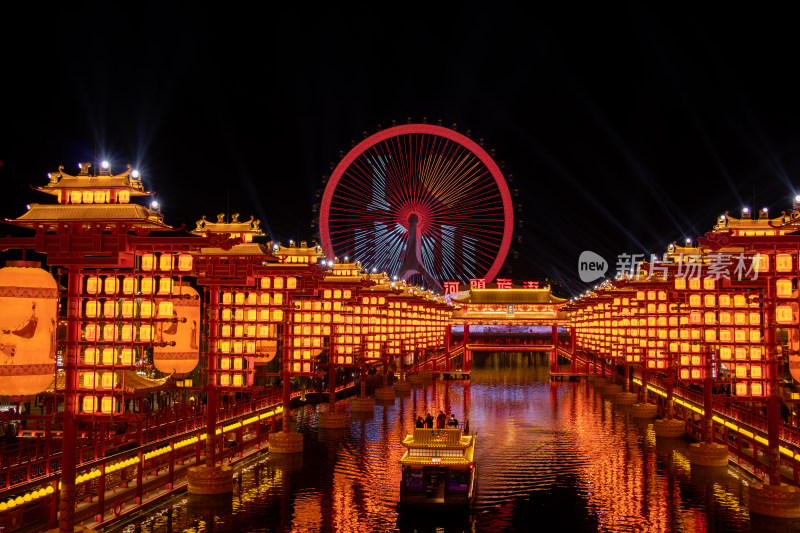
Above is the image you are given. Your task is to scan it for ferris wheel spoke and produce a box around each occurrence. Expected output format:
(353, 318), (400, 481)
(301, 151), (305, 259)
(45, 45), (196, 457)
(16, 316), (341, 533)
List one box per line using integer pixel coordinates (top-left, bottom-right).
(321, 124), (512, 285)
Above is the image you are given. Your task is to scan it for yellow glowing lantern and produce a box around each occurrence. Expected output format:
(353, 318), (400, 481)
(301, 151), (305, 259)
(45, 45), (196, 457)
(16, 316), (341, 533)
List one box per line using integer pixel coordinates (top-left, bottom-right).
(153, 283), (200, 374)
(83, 396), (97, 412)
(103, 300), (117, 318)
(101, 396), (114, 414)
(140, 277), (155, 294)
(776, 278), (793, 298)
(157, 300), (174, 317)
(86, 276), (101, 294)
(139, 324), (153, 342)
(158, 277), (172, 295)
(177, 254), (192, 272)
(104, 276), (118, 294)
(121, 300), (134, 318)
(159, 254), (173, 271)
(757, 254), (769, 273)
(101, 372), (115, 389)
(141, 253), (156, 271)
(776, 253), (793, 272)
(0, 262), (59, 396)
(140, 301), (154, 318)
(120, 348), (133, 365)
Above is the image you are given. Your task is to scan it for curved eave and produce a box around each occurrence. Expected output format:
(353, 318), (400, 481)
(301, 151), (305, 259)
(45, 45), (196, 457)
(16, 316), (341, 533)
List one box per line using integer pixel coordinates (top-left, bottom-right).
(195, 243), (275, 256)
(453, 289), (568, 305)
(6, 204), (172, 230)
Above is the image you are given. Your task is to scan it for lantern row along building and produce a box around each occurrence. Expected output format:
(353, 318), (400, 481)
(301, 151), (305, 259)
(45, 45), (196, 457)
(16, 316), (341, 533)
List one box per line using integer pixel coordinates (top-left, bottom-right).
(563, 207), (800, 517)
(0, 163), (452, 410)
(0, 163), (454, 533)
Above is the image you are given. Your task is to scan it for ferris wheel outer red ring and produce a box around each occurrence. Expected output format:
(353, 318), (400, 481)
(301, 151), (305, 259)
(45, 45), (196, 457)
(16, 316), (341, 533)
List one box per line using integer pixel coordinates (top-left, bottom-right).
(319, 123), (514, 284)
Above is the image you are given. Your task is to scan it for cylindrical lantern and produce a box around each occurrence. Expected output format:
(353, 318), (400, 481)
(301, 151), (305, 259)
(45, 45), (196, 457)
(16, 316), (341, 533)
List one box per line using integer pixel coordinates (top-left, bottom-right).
(0, 261), (59, 396)
(153, 283), (200, 374)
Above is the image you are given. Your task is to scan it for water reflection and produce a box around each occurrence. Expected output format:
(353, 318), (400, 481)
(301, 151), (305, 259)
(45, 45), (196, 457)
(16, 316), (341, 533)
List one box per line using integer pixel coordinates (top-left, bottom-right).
(116, 355), (772, 532)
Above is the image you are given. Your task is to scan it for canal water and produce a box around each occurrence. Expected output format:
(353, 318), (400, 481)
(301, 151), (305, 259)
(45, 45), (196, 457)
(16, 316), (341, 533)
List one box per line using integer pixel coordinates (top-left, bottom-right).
(116, 354), (799, 533)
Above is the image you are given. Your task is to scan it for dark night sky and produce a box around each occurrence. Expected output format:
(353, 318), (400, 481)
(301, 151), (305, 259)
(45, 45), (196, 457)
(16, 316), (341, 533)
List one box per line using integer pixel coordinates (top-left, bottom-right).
(2, 3), (800, 295)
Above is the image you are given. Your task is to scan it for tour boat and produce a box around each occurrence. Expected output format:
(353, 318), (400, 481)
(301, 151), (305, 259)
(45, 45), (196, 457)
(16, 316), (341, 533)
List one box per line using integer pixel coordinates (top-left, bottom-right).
(398, 426), (476, 511)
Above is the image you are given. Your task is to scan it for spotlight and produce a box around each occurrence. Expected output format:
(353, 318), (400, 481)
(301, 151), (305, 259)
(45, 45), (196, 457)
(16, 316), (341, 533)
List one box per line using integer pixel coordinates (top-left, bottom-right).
(131, 169), (140, 178)
(101, 160), (109, 169)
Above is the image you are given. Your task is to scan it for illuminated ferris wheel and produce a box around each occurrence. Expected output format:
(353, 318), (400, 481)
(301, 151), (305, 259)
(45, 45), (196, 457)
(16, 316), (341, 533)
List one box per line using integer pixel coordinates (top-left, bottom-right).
(318, 124), (514, 292)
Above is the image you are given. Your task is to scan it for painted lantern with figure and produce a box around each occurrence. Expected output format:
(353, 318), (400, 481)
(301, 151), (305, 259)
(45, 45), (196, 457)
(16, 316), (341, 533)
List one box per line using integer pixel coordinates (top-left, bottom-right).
(154, 283), (200, 374)
(0, 261), (59, 396)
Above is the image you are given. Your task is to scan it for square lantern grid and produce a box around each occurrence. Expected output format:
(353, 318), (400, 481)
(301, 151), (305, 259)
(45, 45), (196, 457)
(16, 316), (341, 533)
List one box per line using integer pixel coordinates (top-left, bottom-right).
(68, 251), (194, 415)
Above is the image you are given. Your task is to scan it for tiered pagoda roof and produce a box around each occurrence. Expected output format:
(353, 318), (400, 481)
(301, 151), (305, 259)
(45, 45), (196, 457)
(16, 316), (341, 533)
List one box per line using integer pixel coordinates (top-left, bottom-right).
(7, 163), (170, 231)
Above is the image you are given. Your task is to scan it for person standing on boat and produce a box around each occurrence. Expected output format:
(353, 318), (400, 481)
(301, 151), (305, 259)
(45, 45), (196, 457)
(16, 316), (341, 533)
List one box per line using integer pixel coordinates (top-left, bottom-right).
(436, 410), (446, 428)
(447, 414), (459, 427)
(424, 413), (434, 428)
(416, 415), (424, 428)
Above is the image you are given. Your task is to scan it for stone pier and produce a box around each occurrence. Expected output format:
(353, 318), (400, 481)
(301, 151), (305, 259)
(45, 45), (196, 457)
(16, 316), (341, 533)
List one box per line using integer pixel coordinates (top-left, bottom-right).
(748, 482), (800, 518)
(187, 465), (234, 494)
(630, 403), (658, 418)
(653, 418), (686, 438)
(269, 430), (304, 454)
(685, 442), (728, 466)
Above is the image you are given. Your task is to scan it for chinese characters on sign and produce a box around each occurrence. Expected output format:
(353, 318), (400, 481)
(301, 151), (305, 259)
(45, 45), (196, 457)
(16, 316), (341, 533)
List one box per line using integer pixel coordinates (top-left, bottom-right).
(496, 278), (512, 289)
(613, 253), (761, 281)
(443, 281), (460, 295)
(443, 279), (541, 292)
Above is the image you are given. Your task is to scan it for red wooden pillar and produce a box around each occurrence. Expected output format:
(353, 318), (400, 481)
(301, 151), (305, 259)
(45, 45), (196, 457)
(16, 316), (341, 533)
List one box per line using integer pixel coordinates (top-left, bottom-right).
(382, 345), (389, 388)
(702, 346), (714, 445)
(463, 323), (470, 372)
(58, 266), (81, 533)
(624, 364), (630, 393)
(765, 278), (781, 485)
(550, 324), (558, 374)
(445, 324), (452, 372)
(360, 356), (367, 398)
(329, 359), (336, 410)
(282, 297), (292, 433)
(666, 370), (675, 419)
(205, 288), (220, 467)
(640, 369), (649, 403)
